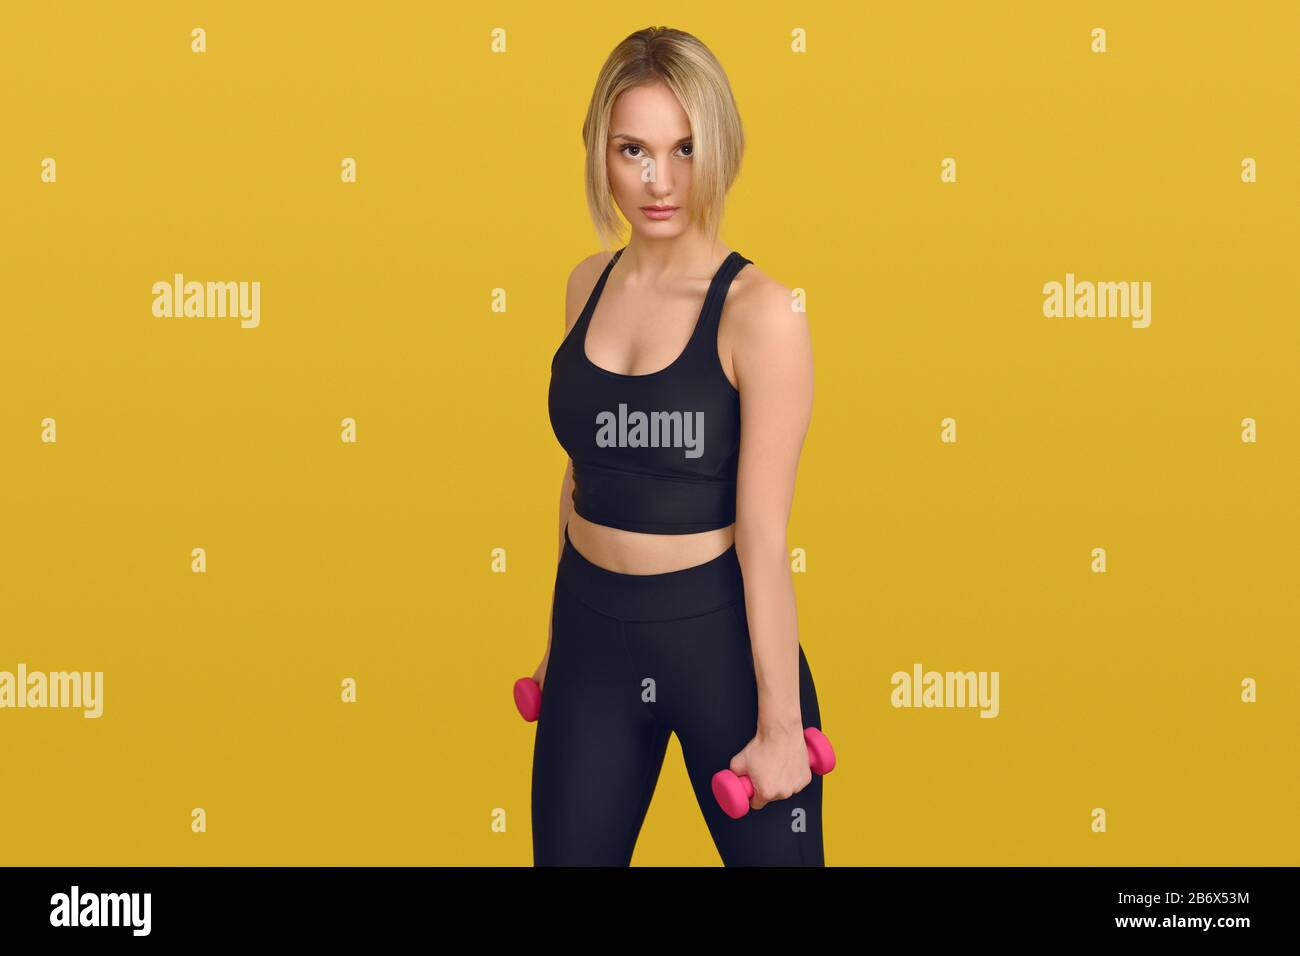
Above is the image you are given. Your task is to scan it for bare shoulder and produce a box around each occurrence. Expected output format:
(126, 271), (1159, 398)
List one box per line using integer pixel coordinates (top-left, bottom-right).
(723, 260), (812, 379)
(563, 249), (620, 335)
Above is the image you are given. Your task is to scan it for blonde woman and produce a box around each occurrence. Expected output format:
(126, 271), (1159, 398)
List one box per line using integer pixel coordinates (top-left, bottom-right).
(532, 26), (828, 866)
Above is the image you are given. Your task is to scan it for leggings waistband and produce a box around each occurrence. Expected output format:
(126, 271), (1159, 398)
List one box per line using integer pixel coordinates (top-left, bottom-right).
(557, 523), (745, 623)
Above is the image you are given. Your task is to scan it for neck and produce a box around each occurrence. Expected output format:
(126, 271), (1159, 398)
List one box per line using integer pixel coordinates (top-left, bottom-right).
(618, 229), (730, 283)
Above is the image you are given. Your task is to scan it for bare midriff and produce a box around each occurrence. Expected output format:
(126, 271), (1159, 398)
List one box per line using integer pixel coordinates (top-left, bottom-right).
(567, 512), (735, 575)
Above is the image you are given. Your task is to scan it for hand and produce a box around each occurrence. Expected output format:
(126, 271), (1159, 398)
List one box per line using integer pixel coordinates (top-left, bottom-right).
(727, 724), (811, 811)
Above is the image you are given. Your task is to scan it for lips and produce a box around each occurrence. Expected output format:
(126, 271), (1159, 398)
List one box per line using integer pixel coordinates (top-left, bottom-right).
(641, 205), (679, 220)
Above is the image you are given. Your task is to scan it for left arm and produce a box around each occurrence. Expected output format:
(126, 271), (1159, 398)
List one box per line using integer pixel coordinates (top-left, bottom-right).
(727, 276), (814, 810)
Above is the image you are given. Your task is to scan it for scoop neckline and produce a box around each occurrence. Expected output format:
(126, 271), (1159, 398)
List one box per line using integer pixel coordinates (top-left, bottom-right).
(580, 248), (739, 382)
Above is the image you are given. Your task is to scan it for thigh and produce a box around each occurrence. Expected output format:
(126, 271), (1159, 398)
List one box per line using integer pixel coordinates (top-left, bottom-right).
(634, 601), (825, 866)
(531, 583), (671, 866)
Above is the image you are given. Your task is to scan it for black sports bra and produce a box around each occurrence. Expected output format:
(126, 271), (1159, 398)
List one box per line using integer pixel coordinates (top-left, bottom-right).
(548, 246), (752, 534)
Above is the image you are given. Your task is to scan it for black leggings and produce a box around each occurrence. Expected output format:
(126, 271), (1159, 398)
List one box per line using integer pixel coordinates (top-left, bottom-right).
(531, 523), (824, 866)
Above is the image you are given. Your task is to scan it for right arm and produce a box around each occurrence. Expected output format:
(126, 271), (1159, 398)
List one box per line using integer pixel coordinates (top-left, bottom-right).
(534, 253), (605, 688)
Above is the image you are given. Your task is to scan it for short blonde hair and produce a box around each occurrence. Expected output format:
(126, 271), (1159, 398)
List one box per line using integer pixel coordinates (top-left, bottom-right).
(581, 27), (745, 249)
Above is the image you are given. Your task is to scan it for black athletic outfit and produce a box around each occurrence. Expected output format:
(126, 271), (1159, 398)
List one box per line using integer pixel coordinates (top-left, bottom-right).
(536, 247), (825, 866)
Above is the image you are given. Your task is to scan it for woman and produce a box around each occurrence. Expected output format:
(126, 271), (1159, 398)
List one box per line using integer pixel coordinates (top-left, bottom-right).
(532, 26), (824, 866)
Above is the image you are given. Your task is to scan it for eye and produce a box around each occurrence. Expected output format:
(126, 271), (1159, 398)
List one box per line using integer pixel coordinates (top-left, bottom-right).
(618, 143), (693, 159)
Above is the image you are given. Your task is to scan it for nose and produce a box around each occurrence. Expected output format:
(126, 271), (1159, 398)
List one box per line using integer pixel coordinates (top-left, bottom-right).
(644, 152), (675, 198)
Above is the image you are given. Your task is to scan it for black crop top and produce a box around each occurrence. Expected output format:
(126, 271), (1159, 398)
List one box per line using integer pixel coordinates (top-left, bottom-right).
(548, 246), (752, 534)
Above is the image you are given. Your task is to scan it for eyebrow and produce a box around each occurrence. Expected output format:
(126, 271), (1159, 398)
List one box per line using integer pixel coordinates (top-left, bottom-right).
(609, 133), (692, 144)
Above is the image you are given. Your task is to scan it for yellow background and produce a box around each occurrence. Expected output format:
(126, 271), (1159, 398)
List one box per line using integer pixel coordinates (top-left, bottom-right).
(2, 0), (1296, 865)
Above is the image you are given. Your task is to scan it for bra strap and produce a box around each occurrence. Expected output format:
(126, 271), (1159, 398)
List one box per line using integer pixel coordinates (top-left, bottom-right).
(698, 251), (752, 339)
(578, 246), (626, 326)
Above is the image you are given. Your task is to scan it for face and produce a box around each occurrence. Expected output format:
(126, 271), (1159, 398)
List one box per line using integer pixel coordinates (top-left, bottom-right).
(606, 82), (695, 236)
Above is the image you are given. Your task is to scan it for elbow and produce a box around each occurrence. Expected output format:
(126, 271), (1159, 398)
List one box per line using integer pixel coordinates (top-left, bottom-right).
(733, 523), (788, 572)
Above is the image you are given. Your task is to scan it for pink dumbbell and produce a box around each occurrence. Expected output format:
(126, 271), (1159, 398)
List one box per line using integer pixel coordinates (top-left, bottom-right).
(711, 727), (836, 820)
(514, 677), (542, 722)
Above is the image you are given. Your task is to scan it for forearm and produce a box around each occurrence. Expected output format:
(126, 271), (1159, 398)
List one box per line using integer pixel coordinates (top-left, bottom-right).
(735, 538), (803, 734)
